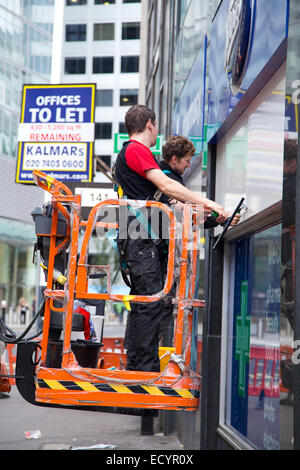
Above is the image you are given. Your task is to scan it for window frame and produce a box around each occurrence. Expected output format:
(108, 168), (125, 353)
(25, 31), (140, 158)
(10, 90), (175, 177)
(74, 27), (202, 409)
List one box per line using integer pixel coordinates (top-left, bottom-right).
(66, 0), (87, 6)
(95, 122), (112, 139)
(119, 122), (127, 133)
(65, 24), (87, 42)
(96, 89), (113, 107)
(93, 57), (114, 74)
(94, 0), (115, 4)
(120, 55), (139, 73)
(121, 22), (140, 40)
(120, 89), (138, 106)
(93, 23), (115, 41)
(96, 155), (112, 169)
(64, 57), (86, 74)
(218, 202), (282, 450)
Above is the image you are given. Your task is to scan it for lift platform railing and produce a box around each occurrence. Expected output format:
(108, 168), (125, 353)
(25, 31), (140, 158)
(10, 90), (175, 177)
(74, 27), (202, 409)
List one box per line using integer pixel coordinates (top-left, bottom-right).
(28, 170), (203, 411)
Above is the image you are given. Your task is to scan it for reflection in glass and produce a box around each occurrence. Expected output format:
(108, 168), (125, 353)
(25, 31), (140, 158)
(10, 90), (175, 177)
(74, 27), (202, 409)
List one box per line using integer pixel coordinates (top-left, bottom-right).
(173, 0), (208, 106)
(226, 224), (282, 449)
(276, 0), (300, 450)
(216, 66), (285, 219)
(255, 360), (264, 389)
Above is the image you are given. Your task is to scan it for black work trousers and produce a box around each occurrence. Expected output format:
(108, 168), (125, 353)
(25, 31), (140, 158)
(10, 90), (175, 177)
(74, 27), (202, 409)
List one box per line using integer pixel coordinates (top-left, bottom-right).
(123, 237), (173, 372)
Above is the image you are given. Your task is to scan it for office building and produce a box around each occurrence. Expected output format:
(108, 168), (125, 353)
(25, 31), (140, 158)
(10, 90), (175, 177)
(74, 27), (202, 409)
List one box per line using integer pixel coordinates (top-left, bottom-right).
(55, 0), (142, 188)
(0, 0), (55, 316)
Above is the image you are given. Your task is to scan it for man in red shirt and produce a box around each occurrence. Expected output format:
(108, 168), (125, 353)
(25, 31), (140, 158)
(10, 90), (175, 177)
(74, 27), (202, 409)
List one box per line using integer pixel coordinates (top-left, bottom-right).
(115, 105), (228, 372)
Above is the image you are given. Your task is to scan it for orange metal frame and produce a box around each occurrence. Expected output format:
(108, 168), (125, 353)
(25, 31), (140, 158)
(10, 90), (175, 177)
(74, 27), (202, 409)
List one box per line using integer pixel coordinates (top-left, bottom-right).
(31, 170), (203, 411)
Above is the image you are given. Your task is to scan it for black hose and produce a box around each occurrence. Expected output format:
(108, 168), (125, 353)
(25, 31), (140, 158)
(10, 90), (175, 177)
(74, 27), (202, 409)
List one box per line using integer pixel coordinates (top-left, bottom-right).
(0, 300), (45, 344)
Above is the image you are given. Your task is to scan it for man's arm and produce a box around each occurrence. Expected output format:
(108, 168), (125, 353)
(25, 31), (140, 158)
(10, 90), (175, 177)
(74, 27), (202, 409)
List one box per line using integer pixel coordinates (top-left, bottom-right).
(145, 168), (228, 223)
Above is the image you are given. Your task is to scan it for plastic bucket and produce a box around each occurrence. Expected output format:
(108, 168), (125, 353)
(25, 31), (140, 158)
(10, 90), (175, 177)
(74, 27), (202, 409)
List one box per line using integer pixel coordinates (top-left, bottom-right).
(48, 340), (101, 368)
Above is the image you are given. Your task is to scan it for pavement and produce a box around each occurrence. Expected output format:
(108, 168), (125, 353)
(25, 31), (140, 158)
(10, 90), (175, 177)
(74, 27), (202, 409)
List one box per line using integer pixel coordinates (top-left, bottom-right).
(0, 387), (183, 452)
(0, 321), (185, 453)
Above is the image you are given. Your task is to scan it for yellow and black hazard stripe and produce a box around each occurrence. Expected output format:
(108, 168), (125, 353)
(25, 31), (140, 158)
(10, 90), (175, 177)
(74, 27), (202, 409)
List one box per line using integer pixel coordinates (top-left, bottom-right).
(37, 379), (200, 399)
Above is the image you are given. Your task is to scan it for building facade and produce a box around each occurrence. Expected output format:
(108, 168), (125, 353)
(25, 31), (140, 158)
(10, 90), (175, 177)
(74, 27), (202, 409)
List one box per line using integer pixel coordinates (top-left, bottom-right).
(142, 0), (221, 449)
(48, 0), (142, 298)
(142, 0), (300, 450)
(55, 0), (141, 188)
(0, 0), (55, 319)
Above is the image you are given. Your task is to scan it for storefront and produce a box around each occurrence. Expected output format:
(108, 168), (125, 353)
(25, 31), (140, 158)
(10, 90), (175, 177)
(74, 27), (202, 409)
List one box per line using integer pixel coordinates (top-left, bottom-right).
(0, 218), (37, 322)
(200, 0), (300, 450)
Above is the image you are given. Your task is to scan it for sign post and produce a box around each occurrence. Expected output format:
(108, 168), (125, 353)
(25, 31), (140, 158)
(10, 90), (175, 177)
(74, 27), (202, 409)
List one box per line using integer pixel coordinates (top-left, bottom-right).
(16, 83), (96, 184)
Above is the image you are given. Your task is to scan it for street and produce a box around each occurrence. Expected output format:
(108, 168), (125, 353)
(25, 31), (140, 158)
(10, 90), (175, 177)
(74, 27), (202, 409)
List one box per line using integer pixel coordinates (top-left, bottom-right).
(0, 380), (182, 451)
(0, 322), (183, 451)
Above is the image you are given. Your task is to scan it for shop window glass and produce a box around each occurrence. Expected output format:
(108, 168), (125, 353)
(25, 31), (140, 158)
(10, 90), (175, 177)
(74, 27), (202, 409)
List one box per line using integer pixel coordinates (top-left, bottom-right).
(255, 360), (264, 389)
(0, 241), (36, 318)
(215, 66), (285, 221)
(265, 360), (273, 390)
(0, 242), (10, 284)
(225, 224), (282, 449)
(248, 358), (255, 387)
(180, 0), (191, 26)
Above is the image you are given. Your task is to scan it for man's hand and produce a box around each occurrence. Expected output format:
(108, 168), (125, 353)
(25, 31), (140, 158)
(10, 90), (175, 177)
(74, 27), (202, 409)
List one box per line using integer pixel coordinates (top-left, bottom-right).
(230, 213), (241, 226)
(207, 202), (228, 224)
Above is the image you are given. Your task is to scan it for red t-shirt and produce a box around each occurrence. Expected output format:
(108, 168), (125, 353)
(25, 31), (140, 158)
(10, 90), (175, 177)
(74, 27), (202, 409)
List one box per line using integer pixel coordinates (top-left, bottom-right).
(125, 140), (160, 177)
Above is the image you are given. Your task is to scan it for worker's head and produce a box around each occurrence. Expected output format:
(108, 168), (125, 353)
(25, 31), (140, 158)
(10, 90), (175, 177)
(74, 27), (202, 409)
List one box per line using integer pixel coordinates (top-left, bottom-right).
(162, 135), (195, 175)
(125, 105), (158, 146)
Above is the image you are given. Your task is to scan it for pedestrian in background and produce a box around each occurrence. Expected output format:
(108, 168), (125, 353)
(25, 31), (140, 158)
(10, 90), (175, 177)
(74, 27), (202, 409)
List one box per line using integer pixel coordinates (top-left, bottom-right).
(16, 297), (29, 325)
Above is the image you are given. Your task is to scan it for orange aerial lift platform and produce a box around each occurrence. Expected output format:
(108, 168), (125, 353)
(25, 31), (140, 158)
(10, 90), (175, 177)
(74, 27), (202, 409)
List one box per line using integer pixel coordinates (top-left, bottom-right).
(13, 170), (204, 413)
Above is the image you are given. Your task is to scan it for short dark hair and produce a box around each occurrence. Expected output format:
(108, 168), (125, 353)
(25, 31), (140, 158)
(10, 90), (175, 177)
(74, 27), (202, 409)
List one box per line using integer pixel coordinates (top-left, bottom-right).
(125, 105), (156, 136)
(162, 135), (196, 162)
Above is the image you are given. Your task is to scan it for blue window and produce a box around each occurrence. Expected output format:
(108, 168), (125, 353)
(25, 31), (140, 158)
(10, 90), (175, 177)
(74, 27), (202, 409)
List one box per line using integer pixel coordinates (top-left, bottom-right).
(225, 224), (282, 449)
